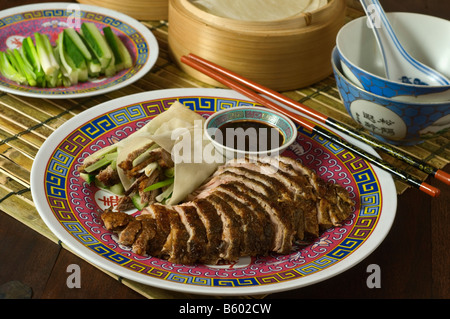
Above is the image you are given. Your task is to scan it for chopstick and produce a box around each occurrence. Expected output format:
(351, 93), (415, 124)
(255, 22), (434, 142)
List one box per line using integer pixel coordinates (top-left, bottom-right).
(181, 54), (441, 197)
(183, 53), (450, 187)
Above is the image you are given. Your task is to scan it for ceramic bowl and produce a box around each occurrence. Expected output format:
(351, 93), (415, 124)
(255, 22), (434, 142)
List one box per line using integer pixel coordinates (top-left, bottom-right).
(331, 47), (450, 145)
(205, 106), (297, 159)
(336, 12), (450, 102)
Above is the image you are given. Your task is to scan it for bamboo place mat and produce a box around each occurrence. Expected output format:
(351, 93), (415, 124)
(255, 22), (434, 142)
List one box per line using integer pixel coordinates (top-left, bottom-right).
(0, 6), (449, 299)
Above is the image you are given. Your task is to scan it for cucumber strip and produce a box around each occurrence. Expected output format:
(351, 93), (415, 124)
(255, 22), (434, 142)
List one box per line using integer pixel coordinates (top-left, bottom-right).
(114, 33), (133, 69)
(109, 183), (124, 195)
(131, 193), (148, 210)
(105, 152), (118, 161)
(85, 144), (118, 162)
(76, 30), (102, 74)
(64, 28), (92, 61)
(102, 34), (116, 77)
(62, 30), (89, 82)
(63, 29), (87, 68)
(84, 152), (118, 173)
(132, 143), (160, 167)
(81, 22), (112, 69)
(80, 172), (95, 184)
(6, 49), (36, 86)
(103, 27), (123, 69)
(143, 177), (174, 192)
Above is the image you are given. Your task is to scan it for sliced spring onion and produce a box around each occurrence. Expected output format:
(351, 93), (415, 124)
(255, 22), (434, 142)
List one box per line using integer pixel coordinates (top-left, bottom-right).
(143, 177), (174, 192)
(0, 51), (26, 84)
(34, 32), (59, 76)
(155, 183), (174, 202)
(144, 162), (159, 177)
(22, 36), (45, 86)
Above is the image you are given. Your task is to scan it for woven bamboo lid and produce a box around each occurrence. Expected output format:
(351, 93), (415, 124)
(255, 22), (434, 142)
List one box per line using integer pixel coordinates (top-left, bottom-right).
(168, 0), (346, 91)
(77, 0), (169, 20)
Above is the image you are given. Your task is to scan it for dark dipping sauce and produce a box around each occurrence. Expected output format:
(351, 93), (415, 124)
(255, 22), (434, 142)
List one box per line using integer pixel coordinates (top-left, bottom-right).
(216, 120), (284, 152)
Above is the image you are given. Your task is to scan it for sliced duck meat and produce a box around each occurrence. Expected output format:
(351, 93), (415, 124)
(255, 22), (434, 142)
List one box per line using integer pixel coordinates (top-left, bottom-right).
(214, 183), (274, 253)
(118, 219), (142, 246)
(190, 198), (224, 264)
(172, 204), (208, 264)
(159, 206), (190, 264)
(213, 188), (268, 256)
(101, 209), (133, 232)
(118, 141), (156, 172)
(99, 155), (354, 265)
(96, 165), (121, 187)
(204, 194), (242, 262)
(133, 216), (157, 255)
(140, 204), (172, 257)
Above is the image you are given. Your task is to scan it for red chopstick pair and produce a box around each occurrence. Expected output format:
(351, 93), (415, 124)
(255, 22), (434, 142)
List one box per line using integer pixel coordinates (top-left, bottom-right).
(181, 53), (441, 197)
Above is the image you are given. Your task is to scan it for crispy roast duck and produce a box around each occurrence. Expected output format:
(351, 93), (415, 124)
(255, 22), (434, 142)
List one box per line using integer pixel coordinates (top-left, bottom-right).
(99, 155), (354, 265)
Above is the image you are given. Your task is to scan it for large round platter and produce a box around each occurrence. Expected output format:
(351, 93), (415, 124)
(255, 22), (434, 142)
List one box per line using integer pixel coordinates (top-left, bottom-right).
(31, 88), (397, 296)
(0, 2), (158, 98)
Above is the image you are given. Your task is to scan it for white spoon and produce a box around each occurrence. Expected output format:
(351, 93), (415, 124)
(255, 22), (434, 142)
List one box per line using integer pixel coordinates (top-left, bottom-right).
(360, 0), (450, 86)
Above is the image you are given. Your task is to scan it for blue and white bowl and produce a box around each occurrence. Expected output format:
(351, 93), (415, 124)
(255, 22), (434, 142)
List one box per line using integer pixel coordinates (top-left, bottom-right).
(332, 47), (450, 145)
(336, 12), (450, 102)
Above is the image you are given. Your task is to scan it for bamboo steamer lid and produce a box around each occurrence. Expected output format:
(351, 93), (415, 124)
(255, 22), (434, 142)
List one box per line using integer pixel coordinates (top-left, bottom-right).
(77, 0), (169, 20)
(168, 0), (346, 91)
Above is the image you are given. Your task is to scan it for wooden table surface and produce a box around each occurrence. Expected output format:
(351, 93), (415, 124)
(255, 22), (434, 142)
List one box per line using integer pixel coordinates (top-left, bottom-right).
(0, 0), (449, 302)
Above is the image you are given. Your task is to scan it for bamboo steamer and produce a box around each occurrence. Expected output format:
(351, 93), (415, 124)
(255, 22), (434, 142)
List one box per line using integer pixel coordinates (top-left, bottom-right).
(168, 0), (346, 91)
(77, 0), (169, 20)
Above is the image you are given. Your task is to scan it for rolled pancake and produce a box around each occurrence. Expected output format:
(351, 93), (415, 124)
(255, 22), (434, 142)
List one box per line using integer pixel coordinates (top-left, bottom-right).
(133, 101), (223, 204)
(113, 101), (223, 204)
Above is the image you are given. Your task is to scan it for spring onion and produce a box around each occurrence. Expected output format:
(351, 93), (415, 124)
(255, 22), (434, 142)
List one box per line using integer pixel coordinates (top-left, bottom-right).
(143, 177), (174, 192)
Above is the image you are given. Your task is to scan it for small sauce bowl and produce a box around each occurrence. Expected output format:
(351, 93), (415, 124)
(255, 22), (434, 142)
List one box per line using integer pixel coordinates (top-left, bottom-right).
(205, 106), (297, 159)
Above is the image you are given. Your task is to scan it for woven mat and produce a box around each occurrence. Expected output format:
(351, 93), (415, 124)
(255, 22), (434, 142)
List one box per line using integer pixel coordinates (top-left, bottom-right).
(0, 6), (448, 299)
